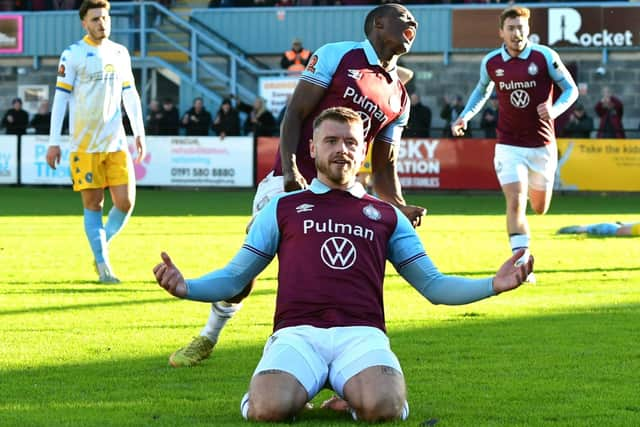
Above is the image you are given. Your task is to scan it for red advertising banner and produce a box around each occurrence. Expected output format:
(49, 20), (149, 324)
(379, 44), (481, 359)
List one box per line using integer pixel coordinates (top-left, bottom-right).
(256, 137), (500, 190)
(398, 138), (500, 190)
(0, 15), (23, 54)
(256, 137), (279, 184)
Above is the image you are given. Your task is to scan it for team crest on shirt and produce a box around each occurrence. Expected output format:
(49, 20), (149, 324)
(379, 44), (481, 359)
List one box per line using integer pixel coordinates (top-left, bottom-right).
(104, 64), (115, 73)
(388, 94), (401, 114)
(362, 204), (381, 221)
(528, 63), (538, 76)
(495, 68), (505, 77)
(306, 55), (318, 73)
(57, 64), (66, 77)
(255, 196), (269, 212)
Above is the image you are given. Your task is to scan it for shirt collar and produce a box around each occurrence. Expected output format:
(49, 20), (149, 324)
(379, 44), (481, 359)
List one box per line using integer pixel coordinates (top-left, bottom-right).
(309, 178), (368, 199)
(83, 35), (100, 47)
(500, 42), (532, 61)
(361, 39), (398, 82)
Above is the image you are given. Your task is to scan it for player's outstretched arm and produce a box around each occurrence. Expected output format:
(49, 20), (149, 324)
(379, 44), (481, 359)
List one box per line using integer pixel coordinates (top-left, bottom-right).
(492, 249), (534, 294)
(153, 252), (187, 298)
(280, 80), (325, 192)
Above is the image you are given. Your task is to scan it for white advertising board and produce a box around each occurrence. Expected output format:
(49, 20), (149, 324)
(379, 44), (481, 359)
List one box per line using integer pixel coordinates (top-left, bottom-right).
(258, 76), (299, 118)
(133, 136), (254, 187)
(0, 135), (18, 184)
(18, 136), (254, 188)
(20, 135), (72, 185)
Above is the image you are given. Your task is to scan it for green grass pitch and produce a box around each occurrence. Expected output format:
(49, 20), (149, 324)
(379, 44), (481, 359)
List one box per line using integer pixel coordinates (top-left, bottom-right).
(0, 187), (638, 426)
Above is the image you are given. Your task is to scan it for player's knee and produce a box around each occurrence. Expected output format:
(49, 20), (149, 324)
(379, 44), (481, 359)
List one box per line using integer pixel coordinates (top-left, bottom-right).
(505, 193), (526, 209)
(114, 199), (133, 213)
(353, 393), (405, 422)
(531, 205), (549, 215)
(506, 200), (525, 216)
(530, 199), (550, 215)
(247, 395), (298, 422)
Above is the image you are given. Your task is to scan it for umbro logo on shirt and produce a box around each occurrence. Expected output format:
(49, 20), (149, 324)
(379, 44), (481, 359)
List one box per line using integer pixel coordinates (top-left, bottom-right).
(296, 203), (315, 213)
(495, 68), (505, 77)
(347, 69), (363, 80)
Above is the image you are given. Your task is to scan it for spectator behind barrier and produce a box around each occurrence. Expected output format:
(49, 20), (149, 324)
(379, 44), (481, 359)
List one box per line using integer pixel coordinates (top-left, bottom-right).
(29, 100), (52, 135)
(181, 97), (212, 136)
(238, 96), (276, 137)
(159, 98), (180, 136)
(480, 94), (499, 138)
(212, 98), (241, 138)
(404, 93), (431, 138)
(595, 86), (625, 139)
(281, 38), (311, 74)
(562, 103), (593, 139)
(2, 97), (29, 136)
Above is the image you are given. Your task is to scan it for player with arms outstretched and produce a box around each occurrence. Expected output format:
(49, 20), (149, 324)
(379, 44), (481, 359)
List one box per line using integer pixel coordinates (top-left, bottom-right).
(153, 107), (533, 422)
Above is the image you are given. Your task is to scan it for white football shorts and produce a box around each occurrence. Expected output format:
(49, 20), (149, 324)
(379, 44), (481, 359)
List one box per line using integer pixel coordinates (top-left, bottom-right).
(251, 171), (285, 215)
(252, 325), (402, 399)
(493, 143), (558, 192)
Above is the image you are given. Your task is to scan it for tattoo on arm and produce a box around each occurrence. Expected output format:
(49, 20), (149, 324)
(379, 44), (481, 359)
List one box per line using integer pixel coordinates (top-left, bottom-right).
(380, 366), (401, 376)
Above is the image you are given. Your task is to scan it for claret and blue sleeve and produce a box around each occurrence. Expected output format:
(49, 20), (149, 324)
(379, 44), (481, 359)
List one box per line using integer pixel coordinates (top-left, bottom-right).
(184, 195), (283, 302)
(387, 209), (496, 305)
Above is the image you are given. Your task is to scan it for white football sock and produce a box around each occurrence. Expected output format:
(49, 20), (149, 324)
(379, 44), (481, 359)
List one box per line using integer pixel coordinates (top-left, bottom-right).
(240, 392), (250, 420)
(200, 301), (241, 343)
(510, 235), (535, 283)
(509, 234), (530, 253)
(350, 400), (409, 421)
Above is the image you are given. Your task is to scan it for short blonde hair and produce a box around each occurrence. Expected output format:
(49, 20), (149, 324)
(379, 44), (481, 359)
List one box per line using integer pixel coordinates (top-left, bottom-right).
(312, 107), (363, 132)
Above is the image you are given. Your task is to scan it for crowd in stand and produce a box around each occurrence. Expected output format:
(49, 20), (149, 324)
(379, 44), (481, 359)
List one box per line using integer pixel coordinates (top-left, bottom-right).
(3, 0), (629, 11)
(149, 96), (277, 138)
(2, 88), (630, 139)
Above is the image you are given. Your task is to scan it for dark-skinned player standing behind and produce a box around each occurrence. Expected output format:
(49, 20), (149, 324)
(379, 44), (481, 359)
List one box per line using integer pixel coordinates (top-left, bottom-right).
(169, 4), (428, 368)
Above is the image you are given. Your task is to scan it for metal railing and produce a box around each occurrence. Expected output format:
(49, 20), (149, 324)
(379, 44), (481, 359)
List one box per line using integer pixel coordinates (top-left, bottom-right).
(111, 2), (288, 107)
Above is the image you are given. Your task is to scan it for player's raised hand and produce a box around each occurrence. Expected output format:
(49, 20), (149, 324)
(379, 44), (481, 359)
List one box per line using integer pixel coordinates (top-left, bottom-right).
(398, 204), (427, 228)
(283, 168), (309, 192)
(153, 252), (187, 297)
(46, 145), (61, 169)
(492, 248), (534, 294)
(450, 118), (467, 137)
